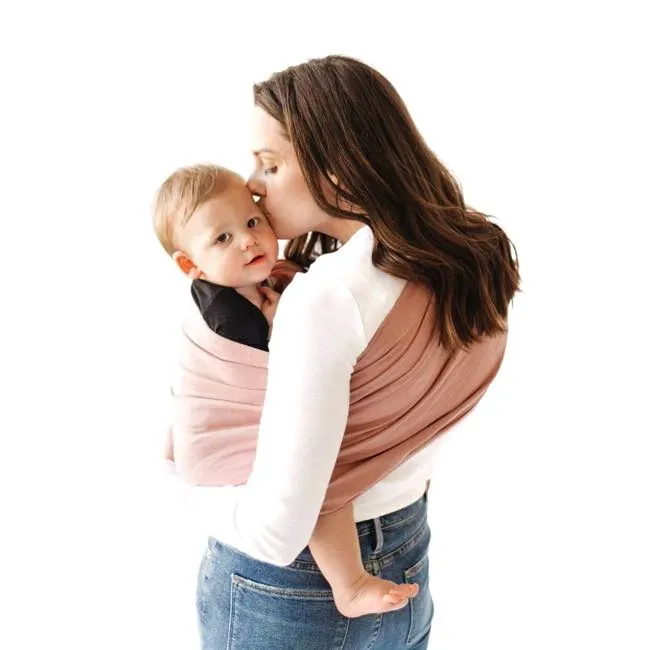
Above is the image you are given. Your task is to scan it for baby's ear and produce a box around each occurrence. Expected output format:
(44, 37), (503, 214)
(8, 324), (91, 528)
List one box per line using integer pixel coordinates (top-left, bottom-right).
(172, 251), (201, 279)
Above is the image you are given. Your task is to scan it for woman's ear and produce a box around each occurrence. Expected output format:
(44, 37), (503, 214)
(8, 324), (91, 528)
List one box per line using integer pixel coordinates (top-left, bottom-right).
(327, 171), (339, 186)
(324, 171), (365, 216)
(172, 251), (201, 279)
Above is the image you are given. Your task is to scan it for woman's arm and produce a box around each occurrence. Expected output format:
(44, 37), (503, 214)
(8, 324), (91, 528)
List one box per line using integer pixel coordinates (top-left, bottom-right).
(167, 273), (366, 566)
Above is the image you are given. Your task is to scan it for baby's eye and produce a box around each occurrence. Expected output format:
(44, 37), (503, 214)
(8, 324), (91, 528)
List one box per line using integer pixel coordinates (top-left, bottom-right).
(247, 217), (261, 228)
(215, 233), (231, 244)
(263, 166), (278, 176)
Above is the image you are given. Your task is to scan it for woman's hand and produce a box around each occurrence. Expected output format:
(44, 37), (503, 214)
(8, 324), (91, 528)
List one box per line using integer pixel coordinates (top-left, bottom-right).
(267, 260), (304, 293)
(164, 426), (174, 461)
(259, 286), (281, 328)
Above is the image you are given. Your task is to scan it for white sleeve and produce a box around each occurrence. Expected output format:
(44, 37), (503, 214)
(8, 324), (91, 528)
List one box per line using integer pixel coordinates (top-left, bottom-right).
(173, 273), (366, 566)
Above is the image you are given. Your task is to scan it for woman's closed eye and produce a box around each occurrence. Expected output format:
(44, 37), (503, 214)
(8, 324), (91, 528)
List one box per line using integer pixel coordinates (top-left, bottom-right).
(263, 165), (278, 176)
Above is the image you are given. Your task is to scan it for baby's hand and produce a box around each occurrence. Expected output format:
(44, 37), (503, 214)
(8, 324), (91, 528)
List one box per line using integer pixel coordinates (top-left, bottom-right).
(259, 286), (281, 327)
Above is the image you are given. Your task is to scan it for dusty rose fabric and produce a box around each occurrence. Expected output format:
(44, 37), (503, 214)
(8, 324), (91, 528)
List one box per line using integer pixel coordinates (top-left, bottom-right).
(171, 281), (507, 514)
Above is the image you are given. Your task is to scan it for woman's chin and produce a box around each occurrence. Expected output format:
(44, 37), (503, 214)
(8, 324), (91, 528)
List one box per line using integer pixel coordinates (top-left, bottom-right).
(267, 217), (301, 241)
(277, 227), (305, 240)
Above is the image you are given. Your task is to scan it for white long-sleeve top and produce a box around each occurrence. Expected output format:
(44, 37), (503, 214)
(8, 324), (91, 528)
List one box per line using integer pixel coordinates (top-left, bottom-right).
(164, 225), (439, 565)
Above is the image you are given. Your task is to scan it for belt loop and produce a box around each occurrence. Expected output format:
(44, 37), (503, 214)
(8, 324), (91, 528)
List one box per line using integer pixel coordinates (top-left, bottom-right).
(372, 517), (384, 554)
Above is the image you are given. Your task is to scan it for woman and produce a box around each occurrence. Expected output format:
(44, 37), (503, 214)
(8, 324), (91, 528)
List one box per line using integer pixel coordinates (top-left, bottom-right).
(170, 55), (519, 649)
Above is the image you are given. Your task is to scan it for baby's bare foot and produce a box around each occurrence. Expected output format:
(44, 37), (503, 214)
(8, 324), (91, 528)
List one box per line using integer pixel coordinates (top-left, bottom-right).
(333, 572), (419, 618)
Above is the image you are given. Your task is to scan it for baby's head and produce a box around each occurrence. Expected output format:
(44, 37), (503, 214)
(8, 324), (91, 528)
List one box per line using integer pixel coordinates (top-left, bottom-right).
(153, 164), (278, 288)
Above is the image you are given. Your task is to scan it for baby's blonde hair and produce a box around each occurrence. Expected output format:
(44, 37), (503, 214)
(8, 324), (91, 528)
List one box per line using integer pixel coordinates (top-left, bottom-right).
(152, 164), (238, 255)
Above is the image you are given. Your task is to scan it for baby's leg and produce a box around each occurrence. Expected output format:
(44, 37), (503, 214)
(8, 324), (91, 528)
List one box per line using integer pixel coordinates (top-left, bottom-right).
(309, 503), (419, 618)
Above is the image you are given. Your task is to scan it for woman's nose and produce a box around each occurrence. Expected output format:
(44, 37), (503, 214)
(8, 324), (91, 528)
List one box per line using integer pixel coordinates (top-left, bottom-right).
(247, 172), (265, 199)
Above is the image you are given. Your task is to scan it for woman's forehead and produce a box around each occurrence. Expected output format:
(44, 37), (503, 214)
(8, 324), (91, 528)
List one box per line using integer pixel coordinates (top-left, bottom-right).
(250, 105), (288, 154)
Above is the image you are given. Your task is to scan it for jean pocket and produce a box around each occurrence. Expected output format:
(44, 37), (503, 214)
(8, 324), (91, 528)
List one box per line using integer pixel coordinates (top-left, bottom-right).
(404, 554), (434, 647)
(227, 574), (350, 650)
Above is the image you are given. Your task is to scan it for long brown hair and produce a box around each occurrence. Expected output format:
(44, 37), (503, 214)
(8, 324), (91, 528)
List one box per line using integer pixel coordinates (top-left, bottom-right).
(254, 55), (520, 349)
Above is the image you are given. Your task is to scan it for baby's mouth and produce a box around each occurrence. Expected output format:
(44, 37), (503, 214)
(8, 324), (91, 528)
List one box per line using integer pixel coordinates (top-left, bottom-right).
(246, 254), (266, 266)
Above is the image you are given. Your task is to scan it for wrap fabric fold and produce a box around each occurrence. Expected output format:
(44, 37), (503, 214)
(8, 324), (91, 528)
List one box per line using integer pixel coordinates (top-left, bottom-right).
(171, 279), (507, 515)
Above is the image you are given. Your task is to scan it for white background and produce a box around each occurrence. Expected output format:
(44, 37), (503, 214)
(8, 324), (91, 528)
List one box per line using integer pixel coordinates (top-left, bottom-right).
(1, 1), (648, 648)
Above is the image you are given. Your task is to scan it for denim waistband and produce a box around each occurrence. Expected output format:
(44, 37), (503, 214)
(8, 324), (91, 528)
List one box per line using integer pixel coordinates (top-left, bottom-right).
(293, 491), (429, 571)
(355, 491), (428, 539)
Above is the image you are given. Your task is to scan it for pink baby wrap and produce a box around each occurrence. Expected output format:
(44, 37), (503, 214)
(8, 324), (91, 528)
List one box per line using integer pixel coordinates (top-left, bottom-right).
(171, 277), (507, 515)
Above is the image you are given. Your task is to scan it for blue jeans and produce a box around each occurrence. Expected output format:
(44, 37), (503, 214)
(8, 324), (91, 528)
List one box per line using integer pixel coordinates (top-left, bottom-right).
(196, 493), (434, 649)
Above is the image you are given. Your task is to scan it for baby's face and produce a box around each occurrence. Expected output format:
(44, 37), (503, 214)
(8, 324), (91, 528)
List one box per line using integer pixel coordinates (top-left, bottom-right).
(179, 180), (278, 288)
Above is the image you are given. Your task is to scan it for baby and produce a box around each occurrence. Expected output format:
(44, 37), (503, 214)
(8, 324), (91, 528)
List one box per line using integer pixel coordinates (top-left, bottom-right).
(153, 164), (418, 618)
